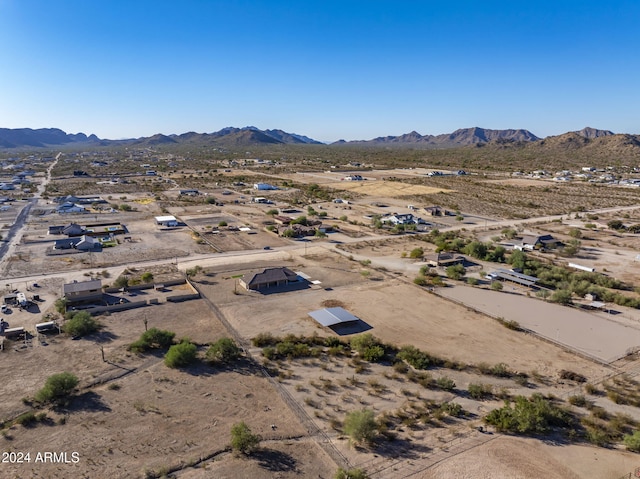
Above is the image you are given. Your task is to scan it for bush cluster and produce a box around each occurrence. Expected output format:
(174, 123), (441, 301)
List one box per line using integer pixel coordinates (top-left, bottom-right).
(129, 328), (175, 353)
(485, 394), (573, 434)
(63, 311), (99, 338)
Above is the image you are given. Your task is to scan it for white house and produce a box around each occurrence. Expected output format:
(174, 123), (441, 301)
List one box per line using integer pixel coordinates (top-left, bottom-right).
(382, 213), (423, 225)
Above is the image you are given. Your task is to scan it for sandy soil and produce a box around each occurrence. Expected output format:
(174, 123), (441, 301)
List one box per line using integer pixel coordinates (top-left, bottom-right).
(327, 180), (454, 197)
(421, 436), (640, 479)
(0, 299), (336, 478)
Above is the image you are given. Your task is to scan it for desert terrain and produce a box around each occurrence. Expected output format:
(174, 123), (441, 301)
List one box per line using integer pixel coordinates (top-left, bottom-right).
(2, 149), (640, 478)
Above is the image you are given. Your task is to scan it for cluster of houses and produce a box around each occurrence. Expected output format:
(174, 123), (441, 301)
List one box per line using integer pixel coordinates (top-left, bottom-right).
(49, 222), (125, 251)
(511, 166), (640, 185)
(54, 195), (108, 214)
(0, 170), (34, 190)
(272, 215), (328, 237)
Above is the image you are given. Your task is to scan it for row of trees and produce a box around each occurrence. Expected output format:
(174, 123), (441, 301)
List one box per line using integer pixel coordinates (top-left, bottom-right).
(128, 328), (241, 369)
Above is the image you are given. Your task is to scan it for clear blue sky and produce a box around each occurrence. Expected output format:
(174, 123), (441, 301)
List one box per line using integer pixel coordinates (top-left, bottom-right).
(1, 0), (639, 142)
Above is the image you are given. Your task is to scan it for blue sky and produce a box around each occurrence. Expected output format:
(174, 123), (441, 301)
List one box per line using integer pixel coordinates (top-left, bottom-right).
(1, 1), (639, 142)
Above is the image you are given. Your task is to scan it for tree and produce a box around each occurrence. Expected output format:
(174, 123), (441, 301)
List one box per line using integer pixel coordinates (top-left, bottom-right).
(207, 337), (241, 363)
(63, 311), (99, 338)
(343, 409), (378, 446)
(463, 241), (487, 260)
(282, 229), (295, 238)
(550, 289), (573, 305)
(491, 281), (503, 291)
(446, 264), (465, 280)
(113, 275), (129, 288)
(230, 421), (261, 454)
(508, 250), (527, 270)
(129, 328), (175, 353)
(350, 334), (385, 362)
(218, 221), (228, 227)
(266, 209), (278, 216)
(54, 298), (67, 314)
(164, 340), (197, 368)
(141, 272), (154, 283)
(35, 372), (79, 404)
(484, 394), (572, 435)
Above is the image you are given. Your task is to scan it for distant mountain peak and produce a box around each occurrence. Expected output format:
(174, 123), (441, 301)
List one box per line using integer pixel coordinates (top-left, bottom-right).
(338, 127), (539, 147)
(575, 127), (615, 139)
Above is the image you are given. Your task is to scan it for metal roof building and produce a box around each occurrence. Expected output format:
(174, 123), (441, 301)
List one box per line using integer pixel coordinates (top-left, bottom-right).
(492, 268), (538, 287)
(308, 307), (361, 327)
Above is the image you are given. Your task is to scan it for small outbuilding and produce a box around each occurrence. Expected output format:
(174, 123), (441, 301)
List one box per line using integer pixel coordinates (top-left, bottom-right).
(308, 307), (360, 328)
(155, 215), (179, 227)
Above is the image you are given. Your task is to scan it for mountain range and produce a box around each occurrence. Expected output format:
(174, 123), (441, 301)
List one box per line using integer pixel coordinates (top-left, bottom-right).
(0, 125), (627, 149)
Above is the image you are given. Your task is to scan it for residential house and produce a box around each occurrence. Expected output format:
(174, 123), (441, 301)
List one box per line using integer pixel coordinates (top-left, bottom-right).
(519, 234), (561, 251)
(62, 223), (86, 237)
(382, 213), (424, 225)
(239, 267), (299, 291)
(75, 235), (102, 252)
(425, 252), (466, 267)
(62, 279), (103, 305)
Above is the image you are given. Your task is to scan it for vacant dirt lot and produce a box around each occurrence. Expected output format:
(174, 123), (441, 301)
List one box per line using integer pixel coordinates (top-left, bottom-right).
(328, 180), (454, 197)
(0, 299), (335, 478)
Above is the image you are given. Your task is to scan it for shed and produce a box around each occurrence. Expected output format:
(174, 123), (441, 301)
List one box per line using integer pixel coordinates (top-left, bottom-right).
(4, 327), (25, 339)
(155, 215), (178, 227)
(36, 321), (58, 333)
(308, 307), (360, 327)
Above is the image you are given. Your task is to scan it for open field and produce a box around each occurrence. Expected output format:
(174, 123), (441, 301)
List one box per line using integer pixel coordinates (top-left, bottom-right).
(326, 180), (454, 197)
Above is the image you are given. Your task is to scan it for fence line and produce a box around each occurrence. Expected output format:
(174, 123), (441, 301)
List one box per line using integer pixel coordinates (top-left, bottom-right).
(191, 282), (351, 470)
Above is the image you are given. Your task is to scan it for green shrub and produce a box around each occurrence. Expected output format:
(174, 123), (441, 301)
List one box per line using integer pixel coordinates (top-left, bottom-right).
(413, 276), (427, 286)
(397, 345), (436, 370)
(351, 334), (386, 362)
(63, 311), (99, 338)
(207, 337), (241, 363)
(35, 372), (79, 404)
(230, 421), (261, 454)
(164, 340), (198, 368)
(343, 409), (378, 446)
(446, 264), (465, 280)
(568, 395), (588, 407)
(484, 394), (572, 435)
(468, 382), (493, 400)
(15, 411), (37, 427)
(129, 328), (175, 353)
(623, 430), (640, 452)
(440, 402), (464, 417)
(436, 376), (455, 391)
(335, 468), (370, 479)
